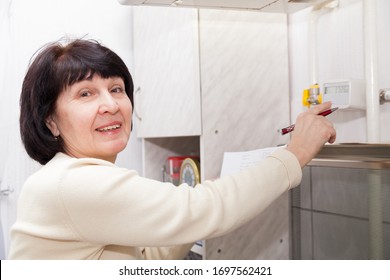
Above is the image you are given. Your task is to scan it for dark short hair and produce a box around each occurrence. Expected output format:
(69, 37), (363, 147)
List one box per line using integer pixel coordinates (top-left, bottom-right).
(19, 39), (134, 165)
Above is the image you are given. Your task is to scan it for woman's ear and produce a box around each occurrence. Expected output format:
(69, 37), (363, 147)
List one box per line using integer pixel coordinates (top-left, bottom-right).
(45, 116), (60, 137)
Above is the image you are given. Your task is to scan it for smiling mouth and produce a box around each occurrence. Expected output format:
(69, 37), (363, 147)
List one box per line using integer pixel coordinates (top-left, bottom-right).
(96, 124), (121, 132)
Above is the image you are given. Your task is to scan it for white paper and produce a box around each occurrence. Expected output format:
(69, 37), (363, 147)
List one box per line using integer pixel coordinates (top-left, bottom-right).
(220, 146), (285, 177)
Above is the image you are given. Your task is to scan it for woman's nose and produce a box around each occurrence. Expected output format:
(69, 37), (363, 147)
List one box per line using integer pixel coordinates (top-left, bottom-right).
(98, 91), (119, 114)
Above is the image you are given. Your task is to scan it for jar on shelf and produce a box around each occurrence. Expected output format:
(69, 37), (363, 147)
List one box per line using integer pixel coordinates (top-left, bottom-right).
(163, 156), (200, 186)
(163, 156), (187, 186)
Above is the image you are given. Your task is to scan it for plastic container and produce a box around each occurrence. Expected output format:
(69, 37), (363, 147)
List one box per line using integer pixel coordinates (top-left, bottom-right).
(163, 156), (187, 186)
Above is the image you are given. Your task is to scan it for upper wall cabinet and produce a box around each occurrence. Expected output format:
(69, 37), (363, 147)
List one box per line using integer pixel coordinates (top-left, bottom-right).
(134, 6), (291, 259)
(119, 0), (322, 13)
(132, 7), (202, 138)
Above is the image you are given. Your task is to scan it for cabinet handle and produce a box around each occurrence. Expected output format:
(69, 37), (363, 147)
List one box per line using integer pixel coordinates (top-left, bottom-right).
(0, 187), (14, 197)
(0, 188), (13, 197)
(134, 86), (142, 121)
(0, 181), (13, 197)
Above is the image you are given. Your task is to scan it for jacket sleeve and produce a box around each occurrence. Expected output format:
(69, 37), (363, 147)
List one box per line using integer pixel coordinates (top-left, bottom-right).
(59, 148), (302, 248)
(139, 243), (194, 260)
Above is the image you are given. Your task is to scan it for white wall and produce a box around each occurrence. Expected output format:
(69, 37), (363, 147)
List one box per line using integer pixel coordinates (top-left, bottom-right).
(288, 0), (390, 143)
(0, 0), (141, 258)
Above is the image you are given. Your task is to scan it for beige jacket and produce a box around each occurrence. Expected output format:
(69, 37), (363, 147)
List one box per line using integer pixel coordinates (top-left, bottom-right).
(8, 148), (301, 259)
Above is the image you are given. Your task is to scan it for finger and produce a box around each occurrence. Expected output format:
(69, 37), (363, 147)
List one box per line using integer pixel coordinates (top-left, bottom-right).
(321, 118), (336, 143)
(308, 101), (332, 115)
(328, 127), (337, 143)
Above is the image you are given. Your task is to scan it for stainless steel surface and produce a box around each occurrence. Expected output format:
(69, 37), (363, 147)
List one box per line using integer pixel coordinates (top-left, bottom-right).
(309, 143), (390, 169)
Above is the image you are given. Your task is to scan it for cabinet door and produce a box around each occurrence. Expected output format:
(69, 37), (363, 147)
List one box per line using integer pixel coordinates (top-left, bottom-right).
(133, 7), (201, 138)
(198, 10), (291, 260)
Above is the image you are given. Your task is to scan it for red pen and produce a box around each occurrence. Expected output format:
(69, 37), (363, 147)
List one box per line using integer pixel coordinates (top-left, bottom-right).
(279, 107), (338, 135)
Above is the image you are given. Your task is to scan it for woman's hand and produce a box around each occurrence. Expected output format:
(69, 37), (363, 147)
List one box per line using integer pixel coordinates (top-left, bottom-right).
(286, 102), (336, 167)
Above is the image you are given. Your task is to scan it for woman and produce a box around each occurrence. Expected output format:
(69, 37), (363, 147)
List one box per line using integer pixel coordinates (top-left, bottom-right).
(9, 39), (336, 259)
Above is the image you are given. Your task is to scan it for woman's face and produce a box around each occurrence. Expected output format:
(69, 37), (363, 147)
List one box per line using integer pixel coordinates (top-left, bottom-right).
(46, 75), (132, 163)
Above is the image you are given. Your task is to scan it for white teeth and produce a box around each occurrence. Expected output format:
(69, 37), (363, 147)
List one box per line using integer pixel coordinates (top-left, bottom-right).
(97, 124), (121, 132)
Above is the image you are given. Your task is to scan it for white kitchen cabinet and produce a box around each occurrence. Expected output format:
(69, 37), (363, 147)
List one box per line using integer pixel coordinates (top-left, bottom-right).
(132, 7), (202, 138)
(133, 7), (291, 259)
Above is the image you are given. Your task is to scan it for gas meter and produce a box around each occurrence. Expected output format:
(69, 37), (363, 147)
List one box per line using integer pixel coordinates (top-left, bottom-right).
(322, 79), (365, 110)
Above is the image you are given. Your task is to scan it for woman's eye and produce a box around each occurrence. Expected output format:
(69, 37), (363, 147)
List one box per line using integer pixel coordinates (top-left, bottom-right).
(80, 90), (91, 97)
(111, 86), (124, 94)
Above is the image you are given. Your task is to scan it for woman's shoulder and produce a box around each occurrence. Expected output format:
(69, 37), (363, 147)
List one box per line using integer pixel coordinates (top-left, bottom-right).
(25, 152), (134, 188)
(22, 152), (140, 202)
(47, 152), (117, 168)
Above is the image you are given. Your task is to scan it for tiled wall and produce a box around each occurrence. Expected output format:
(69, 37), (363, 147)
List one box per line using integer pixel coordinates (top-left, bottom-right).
(291, 166), (390, 259)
